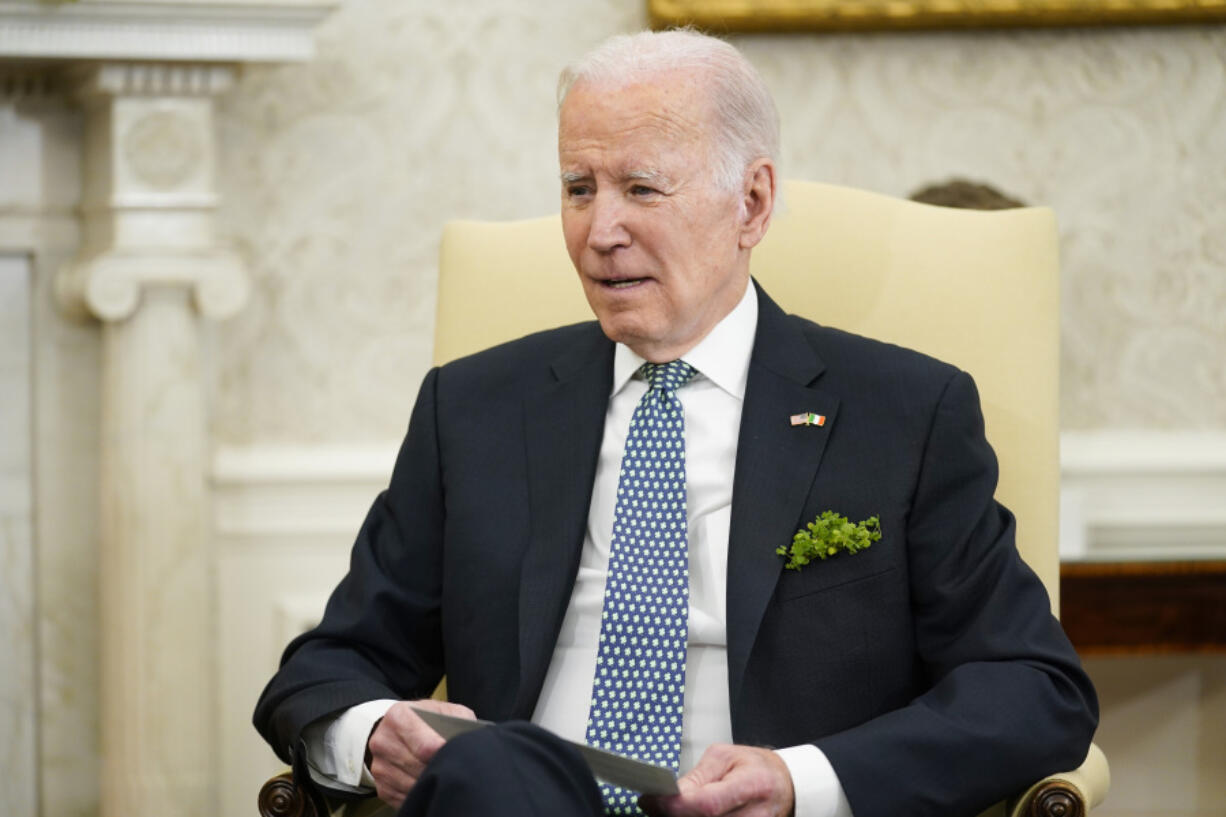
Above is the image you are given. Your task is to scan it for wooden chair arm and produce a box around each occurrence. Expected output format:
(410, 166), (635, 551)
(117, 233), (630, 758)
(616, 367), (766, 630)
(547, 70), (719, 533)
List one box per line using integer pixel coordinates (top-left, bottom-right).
(1005, 743), (1111, 817)
(258, 772), (319, 817)
(258, 772), (392, 817)
(1019, 778), (1087, 817)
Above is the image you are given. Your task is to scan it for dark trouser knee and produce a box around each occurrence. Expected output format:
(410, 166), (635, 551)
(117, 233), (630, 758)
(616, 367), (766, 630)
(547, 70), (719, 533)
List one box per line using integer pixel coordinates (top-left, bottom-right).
(398, 721), (602, 817)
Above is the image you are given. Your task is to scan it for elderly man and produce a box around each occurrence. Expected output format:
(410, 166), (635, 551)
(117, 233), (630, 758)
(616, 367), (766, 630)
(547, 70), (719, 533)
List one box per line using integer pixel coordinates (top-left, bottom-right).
(254, 29), (1097, 817)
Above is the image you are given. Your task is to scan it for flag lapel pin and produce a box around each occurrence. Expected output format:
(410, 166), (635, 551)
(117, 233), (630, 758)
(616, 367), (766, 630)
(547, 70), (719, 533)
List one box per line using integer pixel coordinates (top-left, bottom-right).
(790, 412), (826, 427)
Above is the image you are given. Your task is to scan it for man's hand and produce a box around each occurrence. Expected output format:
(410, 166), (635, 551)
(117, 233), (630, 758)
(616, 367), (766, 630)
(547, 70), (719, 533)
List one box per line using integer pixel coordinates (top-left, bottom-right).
(365, 699), (476, 809)
(641, 744), (795, 817)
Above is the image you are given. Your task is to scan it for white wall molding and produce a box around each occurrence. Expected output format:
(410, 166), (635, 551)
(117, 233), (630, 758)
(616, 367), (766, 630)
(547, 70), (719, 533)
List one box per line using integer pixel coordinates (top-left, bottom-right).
(212, 443), (395, 537)
(1060, 430), (1226, 562)
(214, 433), (1226, 562)
(0, 0), (338, 63)
(213, 443), (396, 483)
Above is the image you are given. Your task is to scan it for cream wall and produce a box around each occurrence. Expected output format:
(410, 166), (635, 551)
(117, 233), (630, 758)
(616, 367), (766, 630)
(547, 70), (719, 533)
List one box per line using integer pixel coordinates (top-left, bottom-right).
(212, 3), (1226, 442)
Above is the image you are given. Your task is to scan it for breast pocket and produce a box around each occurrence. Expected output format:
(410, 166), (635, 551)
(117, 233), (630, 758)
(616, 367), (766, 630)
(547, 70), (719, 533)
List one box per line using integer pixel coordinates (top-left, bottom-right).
(775, 555), (897, 603)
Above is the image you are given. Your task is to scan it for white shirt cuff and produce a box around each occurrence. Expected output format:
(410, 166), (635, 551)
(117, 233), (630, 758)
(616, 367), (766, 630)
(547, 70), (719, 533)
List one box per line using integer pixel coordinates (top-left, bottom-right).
(774, 744), (854, 817)
(301, 698), (398, 789)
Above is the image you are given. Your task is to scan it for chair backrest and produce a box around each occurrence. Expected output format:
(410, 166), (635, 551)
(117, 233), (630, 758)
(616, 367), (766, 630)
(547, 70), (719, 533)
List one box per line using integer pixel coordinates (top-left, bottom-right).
(437, 179), (1061, 609)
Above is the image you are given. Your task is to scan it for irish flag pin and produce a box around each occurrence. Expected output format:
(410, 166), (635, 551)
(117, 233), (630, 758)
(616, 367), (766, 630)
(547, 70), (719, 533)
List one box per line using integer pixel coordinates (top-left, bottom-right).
(790, 412), (826, 427)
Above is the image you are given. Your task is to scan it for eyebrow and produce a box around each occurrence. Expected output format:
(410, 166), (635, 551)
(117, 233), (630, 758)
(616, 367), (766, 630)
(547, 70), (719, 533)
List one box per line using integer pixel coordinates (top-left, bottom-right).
(626, 169), (671, 187)
(559, 169), (672, 186)
(627, 169), (676, 188)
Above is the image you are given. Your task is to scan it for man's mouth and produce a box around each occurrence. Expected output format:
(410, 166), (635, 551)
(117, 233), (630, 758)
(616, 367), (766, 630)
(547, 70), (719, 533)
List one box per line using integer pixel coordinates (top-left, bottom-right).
(602, 277), (649, 289)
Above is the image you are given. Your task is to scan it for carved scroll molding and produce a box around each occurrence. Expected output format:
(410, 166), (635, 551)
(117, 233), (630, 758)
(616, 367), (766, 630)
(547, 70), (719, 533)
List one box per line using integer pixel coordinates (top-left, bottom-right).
(55, 63), (250, 322)
(58, 248), (248, 321)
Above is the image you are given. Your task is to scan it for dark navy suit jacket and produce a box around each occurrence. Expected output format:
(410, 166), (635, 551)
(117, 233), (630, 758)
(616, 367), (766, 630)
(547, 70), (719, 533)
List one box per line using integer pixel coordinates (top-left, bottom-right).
(254, 283), (1097, 816)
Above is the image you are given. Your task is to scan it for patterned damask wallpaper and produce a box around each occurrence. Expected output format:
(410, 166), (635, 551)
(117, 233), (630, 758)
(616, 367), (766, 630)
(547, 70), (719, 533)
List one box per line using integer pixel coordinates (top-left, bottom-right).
(212, 0), (1226, 443)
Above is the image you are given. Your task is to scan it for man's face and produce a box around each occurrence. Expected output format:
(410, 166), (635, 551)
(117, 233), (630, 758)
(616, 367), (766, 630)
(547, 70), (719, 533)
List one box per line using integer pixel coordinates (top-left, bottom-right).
(558, 73), (752, 362)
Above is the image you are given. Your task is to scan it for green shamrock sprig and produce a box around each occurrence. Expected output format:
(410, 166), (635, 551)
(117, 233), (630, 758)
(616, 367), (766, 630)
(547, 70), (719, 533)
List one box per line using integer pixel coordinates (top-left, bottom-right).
(776, 511), (881, 570)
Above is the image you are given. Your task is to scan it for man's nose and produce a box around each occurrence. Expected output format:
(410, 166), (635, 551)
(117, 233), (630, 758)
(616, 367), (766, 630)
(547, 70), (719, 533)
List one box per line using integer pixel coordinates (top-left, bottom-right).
(587, 193), (631, 252)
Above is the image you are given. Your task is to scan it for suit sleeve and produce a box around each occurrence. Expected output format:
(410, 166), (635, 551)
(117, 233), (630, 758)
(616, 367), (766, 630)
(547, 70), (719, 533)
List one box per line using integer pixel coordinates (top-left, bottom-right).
(814, 370), (1099, 816)
(253, 368), (448, 765)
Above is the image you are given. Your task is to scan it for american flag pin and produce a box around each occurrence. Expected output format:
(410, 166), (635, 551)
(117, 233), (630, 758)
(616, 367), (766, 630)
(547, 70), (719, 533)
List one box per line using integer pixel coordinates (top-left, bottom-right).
(790, 412), (826, 427)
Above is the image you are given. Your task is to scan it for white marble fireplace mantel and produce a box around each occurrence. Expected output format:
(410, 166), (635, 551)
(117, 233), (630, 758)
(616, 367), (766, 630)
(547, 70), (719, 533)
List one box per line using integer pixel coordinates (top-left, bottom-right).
(0, 3), (338, 817)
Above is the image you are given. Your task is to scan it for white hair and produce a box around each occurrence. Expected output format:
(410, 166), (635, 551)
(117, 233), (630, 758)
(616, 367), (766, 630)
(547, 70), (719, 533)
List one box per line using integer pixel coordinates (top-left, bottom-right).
(557, 29), (780, 194)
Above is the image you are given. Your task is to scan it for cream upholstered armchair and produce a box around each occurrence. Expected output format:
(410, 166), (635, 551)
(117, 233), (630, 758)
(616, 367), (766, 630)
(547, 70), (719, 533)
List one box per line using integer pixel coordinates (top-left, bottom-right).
(258, 180), (1108, 817)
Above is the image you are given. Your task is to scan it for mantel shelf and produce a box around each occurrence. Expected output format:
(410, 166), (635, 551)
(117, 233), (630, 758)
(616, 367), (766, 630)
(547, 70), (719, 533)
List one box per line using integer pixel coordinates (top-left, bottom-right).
(1061, 560), (1226, 654)
(0, 0), (339, 63)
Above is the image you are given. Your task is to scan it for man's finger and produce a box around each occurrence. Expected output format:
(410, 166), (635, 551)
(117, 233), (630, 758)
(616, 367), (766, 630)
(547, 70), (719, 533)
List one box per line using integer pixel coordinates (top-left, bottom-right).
(640, 745), (739, 817)
(373, 775), (410, 810)
(369, 740), (429, 789)
(409, 698), (476, 721)
(647, 744), (793, 817)
(379, 701), (451, 766)
(367, 719), (433, 779)
(677, 743), (737, 792)
(366, 699), (478, 801)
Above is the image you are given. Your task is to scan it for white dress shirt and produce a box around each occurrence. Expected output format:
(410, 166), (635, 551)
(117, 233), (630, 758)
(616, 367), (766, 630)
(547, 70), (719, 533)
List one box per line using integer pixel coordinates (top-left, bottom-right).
(304, 281), (852, 817)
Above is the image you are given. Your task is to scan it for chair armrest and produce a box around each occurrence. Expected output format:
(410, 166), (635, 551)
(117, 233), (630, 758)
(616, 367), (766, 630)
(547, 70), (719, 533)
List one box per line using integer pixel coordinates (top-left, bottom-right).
(1006, 743), (1110, 817)
(258, 773), (393, 817)
(258, 772), (319, 817)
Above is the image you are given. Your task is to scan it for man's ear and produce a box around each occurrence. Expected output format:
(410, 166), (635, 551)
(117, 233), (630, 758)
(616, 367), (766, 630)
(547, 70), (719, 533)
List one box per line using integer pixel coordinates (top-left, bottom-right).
(738, 159), (776, 250)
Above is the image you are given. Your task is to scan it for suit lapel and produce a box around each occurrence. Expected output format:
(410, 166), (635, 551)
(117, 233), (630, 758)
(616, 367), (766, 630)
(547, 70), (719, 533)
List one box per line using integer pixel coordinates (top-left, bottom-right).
(509, 291), (837, 721)
(515, 326), (613, 717)
(726, 285), (840, 716)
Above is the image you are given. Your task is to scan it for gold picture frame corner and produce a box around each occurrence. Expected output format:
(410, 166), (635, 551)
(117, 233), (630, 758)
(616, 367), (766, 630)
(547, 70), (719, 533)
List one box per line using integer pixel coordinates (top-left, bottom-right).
(647, 0), (1226, 31)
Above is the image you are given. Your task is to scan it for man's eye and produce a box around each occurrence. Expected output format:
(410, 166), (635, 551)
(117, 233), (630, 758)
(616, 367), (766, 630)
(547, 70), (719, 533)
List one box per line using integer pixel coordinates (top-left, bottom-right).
(629, 185), (656, 197)
(566, 184), (592, 198)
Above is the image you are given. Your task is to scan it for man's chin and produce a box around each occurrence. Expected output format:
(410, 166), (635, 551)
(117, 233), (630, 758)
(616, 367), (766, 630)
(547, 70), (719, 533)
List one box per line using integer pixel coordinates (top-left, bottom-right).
(596, 319), (652, 354)
(586, 301), (651, 343)
(595, 318), (643, 348)
(598, 323), (689, 363)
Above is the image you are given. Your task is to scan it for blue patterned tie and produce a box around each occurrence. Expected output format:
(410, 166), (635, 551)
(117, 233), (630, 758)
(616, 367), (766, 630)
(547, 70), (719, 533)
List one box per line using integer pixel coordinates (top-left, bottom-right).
(586, 360), (697, 816)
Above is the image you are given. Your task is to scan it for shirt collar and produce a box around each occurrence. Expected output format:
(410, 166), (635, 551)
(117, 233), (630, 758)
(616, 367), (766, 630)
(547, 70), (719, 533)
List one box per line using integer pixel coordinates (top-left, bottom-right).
(611, 280), (758, 400)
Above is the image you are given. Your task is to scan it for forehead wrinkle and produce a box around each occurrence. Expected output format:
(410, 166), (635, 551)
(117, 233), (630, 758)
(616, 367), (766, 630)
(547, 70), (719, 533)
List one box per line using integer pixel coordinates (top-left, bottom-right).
(560, 83), (711, 147)
(558, 78), (719, 191)
(559, 114), (705, 171)
(625, 168), (672, 186)
(611, 108), (708, 156)
(570, 69), (714, 126)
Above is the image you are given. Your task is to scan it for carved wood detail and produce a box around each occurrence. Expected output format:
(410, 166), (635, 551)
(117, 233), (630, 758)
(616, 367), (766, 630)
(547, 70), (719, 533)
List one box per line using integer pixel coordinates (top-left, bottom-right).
(258, 772), (318, 817)
(1026, 779), (1085, 817)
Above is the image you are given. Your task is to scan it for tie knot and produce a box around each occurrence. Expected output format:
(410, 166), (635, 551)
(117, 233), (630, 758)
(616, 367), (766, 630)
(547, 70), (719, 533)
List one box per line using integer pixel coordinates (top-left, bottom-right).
(641, 360), (697, 393)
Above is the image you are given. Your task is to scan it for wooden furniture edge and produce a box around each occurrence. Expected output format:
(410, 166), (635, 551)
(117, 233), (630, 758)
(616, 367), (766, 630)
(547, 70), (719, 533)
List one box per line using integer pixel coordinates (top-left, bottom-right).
(258, 771), (318, 817)
(1060, 560), (1226, 654)
(1025, 778), (1086, 817)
